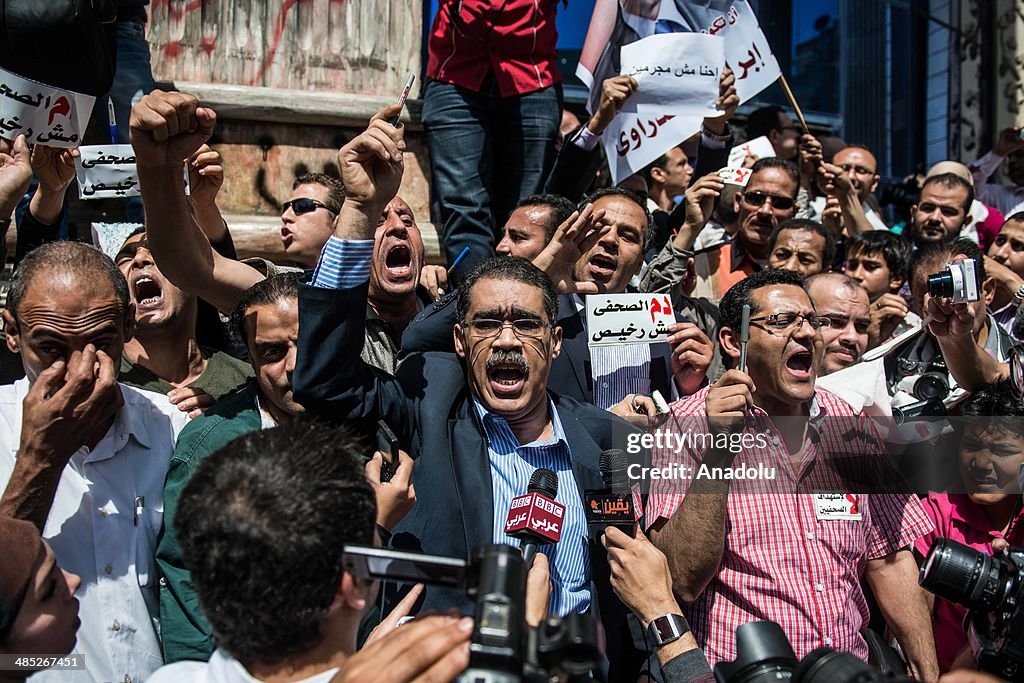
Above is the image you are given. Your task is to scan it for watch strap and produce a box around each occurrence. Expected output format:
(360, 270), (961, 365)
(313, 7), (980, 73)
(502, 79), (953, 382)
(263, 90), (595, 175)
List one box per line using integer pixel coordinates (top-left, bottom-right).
(647, 613), (690, 647)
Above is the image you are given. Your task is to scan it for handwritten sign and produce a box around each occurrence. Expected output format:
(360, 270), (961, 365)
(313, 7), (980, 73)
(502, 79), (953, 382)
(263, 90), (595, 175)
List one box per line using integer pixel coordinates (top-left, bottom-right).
(727, 135), (776, 167)
(0, 67), (94, 148)
(75, 145), (140, 199)
(603, 112), (702, 185)
(76, 145), (191, 201)
(619, 32), (725, 118)
(698, 1), (781, 103)
(586, 293), (675, 347)
(717, 166), (752, 187)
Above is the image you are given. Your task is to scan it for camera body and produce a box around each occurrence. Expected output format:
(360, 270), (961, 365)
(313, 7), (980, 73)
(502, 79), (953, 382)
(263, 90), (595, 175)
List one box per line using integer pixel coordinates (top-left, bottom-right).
(920, 538), (1024, 679)
(927, 259), (980, 303)
(342, 544), (600, 682)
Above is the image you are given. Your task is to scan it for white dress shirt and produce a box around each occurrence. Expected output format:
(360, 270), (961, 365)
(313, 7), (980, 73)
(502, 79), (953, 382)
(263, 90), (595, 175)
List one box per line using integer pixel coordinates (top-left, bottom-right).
(148, 649), (339, 683)
(0, 378), (188, 683)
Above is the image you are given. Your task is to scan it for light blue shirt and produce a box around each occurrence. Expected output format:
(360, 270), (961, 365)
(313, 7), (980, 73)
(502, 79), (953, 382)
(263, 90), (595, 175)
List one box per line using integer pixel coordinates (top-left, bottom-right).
(311, 236), (374, 288)
(473, 398), (591, 616)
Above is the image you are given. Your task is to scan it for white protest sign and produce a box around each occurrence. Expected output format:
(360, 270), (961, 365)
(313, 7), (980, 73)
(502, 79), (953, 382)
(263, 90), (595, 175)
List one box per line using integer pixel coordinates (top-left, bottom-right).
(603, 112), (702, 185)
(76, 145), (140, 199)
(619, 32), (725, 118)
(698, 1), (781, 103)
(0, 67), (94, 148)
(76, 144), (191, 200)
(727, 135), (776, 167)
(91, 222), (144, 259)
(717, 166), (752, 187)
(586, 293), (676, 347)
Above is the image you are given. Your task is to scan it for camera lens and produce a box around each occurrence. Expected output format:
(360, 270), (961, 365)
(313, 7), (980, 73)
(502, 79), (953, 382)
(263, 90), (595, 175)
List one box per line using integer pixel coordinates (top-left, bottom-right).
(920, 538), (1011, 611)
(927, 271), (954, 299)
(713, 622), (797, 683)
(913, 372), (949, 401)
(795, 648), (887, 683)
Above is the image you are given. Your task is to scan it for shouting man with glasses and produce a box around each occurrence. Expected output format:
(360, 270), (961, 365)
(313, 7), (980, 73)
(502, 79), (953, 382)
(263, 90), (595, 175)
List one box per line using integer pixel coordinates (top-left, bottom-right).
(692, 158), (800, 302)
(292, 104), (648, 680)
(644, 268), (939, 677)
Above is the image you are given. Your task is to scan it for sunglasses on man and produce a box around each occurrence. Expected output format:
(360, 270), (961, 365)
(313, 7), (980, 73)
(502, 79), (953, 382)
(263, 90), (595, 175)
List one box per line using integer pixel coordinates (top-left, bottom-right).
(740, 191), (795, 211)
(281, 198), (338, 216)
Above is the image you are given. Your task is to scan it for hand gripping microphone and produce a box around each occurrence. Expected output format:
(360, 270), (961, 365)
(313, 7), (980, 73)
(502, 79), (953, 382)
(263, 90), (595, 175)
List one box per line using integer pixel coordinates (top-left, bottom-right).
(585, 448), (636, 534)
(503, 468), (564, 567)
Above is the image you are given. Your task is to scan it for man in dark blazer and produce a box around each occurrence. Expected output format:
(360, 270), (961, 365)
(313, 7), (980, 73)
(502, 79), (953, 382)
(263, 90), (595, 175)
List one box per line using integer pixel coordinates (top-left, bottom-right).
(293, 104), (649, 679)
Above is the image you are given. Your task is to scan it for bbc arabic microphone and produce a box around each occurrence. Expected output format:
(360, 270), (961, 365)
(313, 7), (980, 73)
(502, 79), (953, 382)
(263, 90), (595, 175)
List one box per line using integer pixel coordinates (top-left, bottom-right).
(585, 448), (636, 536)
(503, 468), (564, 568)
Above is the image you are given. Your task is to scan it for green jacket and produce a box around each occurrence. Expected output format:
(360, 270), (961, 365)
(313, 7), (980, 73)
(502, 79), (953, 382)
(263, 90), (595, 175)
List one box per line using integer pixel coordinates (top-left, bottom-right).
(156, 382), (263, 663)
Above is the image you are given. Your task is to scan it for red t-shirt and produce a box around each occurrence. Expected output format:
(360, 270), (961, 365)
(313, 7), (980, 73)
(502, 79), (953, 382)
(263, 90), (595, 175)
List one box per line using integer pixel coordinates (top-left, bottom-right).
(426, 0), (562, 97)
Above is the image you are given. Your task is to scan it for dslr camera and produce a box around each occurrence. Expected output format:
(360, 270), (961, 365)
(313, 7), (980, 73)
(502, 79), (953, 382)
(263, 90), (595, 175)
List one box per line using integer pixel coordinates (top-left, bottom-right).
(343, 544), (601, 683)
(920, 538), (1024, 679)
(927, 258), (980, 303)
(714, 621), (911, 683)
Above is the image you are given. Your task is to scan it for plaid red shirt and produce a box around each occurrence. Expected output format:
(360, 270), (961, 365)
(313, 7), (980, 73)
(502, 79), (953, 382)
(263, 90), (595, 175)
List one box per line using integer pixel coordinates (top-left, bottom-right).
(426, 0), (562, 96)
(645, 387), (933, 666)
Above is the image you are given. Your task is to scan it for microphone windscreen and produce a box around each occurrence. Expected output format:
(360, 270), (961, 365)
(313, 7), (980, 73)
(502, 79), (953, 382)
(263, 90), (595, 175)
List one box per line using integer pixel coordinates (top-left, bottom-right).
(528, 468), (558, 500)
(599, 448), (628, 489)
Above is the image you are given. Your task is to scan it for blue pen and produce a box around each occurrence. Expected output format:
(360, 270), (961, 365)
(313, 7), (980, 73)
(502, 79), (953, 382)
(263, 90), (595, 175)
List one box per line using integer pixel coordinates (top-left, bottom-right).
(107, 98), (117, 144)
(446, 246), (470, 277)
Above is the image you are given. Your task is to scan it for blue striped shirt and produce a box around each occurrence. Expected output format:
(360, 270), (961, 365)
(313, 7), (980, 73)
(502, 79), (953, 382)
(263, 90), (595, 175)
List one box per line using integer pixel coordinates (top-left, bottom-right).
(474, 398), (591, 616)
(311, 236), (374, 288)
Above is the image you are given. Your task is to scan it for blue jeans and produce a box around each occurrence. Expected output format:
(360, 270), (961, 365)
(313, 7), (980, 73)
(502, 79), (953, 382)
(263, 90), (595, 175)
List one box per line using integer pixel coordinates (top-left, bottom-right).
(102, 20), (156, 223)
(422, 76), (561, 283)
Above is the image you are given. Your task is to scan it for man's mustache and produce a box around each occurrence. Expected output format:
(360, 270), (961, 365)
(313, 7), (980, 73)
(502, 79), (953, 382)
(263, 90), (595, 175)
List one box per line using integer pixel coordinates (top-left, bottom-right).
(486, 350), (529, 374)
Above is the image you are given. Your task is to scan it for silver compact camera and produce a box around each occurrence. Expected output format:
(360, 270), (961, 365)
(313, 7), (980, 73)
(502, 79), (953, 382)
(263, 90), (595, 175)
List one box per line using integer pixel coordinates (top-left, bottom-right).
(927, 258), (980, 303)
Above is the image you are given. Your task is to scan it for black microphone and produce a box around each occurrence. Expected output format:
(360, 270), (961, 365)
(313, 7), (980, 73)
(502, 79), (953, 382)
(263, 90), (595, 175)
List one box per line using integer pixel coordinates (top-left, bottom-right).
(586, 449), (636, 535)
(599, 448), (629, 492)
(504, 468), (561, 568)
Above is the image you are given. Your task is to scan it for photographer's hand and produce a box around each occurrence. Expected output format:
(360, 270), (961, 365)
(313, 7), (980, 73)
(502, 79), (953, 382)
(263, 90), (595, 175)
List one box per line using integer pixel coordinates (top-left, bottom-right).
(524, 552), (551, 627)
(366, 449), (416, 532)
(604, 526), (707, 669)
(335, 614), (472, 683)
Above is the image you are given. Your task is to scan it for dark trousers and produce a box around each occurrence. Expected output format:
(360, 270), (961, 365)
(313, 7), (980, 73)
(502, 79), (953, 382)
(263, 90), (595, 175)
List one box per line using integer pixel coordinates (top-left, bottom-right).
(422, 76), (561, 283)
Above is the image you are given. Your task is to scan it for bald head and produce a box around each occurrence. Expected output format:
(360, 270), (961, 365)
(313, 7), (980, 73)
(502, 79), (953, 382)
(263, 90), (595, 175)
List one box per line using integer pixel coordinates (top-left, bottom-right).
(7, 242), (129, 318)
(927, 160), (974, 186)
(806, 272), (870, 375)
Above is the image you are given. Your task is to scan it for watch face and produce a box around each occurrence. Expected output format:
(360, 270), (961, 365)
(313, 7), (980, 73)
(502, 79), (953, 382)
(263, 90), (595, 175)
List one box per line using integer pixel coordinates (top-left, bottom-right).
(649, 614), (688, 645)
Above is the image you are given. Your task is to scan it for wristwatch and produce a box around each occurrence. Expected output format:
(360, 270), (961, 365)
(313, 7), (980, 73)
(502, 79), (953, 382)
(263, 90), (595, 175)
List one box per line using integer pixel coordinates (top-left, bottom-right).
(1013, 282), (1024, 302)
(646, 613), (690, 647)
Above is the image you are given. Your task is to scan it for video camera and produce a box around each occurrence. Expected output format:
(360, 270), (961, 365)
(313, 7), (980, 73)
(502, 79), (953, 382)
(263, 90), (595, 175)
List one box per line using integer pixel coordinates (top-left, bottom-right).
(920, 538), (1024, 679)
(714, 621), (912, 683)
(342, 544), (601, 683)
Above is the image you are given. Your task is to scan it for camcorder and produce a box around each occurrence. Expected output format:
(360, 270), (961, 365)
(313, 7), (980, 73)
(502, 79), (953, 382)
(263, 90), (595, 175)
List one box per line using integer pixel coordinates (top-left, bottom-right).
(714, 621), (912, 683)
(927, 258), (981, 303)
(920, 538), (1024, 679)
(342, 544), (601, 683)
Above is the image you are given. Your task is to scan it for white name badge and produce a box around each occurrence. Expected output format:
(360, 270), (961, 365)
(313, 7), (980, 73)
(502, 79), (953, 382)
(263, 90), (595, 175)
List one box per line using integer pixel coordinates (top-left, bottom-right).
(813, 492), (863, 521)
